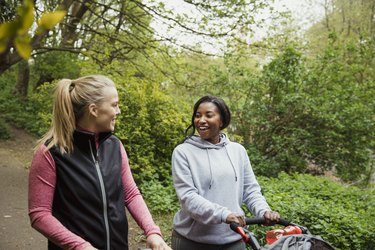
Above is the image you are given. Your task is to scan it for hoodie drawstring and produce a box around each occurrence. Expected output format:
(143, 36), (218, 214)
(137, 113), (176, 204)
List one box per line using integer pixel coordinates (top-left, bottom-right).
(206, 149), (214, 189)
(206, 147), (238, 189)
(224, 146), (238, 182)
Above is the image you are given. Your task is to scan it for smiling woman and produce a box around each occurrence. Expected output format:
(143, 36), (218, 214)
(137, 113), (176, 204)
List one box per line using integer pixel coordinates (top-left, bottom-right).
(28, 75), (171, 250)
(171, 96), (280, 250)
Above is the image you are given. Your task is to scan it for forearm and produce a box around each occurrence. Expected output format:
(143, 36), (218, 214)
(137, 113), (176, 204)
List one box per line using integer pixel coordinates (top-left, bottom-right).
(127, 194), (161, 236)
(120, 144), (161, 236)
(30, 210), (89, 250)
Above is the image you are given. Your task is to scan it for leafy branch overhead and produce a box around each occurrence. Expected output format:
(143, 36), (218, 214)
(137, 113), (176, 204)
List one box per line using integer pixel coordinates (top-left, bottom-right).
(0, 0), (66, 59)
(0, 0), (275, 74)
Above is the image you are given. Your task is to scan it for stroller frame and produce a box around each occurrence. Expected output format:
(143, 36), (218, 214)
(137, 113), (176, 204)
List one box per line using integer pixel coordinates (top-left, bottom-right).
(230, 218), (335, 250)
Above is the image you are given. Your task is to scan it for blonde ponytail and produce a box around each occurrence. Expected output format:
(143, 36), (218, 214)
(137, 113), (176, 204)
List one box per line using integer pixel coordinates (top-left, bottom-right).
(36, 75), (115, 154)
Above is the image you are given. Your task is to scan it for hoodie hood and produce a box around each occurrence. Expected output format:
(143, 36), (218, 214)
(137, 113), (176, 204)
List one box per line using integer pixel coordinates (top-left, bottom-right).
(184, 133), (229, 149)
(184, 133), (236, 189)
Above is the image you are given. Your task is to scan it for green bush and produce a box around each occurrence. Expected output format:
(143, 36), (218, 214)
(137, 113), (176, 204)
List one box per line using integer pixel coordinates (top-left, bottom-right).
(0, 118), (11, 139)
(246, 144), (283, 177)
(241, 44), (375, 184)
(0, 68), (54, 136)
(139, 178), (178, 244)
(27, 82), (55, 135)
(114, 77), (188, 183)
(139, 179), (179, 214)
(253, 173), (375, 249)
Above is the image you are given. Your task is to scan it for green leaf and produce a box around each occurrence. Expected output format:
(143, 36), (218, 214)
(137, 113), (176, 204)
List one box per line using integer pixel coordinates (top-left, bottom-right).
(37, 11), (66, 31)
(14, 37), (32, 59)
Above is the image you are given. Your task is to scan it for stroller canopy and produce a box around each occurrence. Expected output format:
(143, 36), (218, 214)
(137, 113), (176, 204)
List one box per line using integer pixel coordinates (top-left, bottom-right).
(262, 234), (335, 250)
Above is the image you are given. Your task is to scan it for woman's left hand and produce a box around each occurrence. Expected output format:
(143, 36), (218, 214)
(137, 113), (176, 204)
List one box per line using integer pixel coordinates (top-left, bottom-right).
(225, 213), (246, 227)
(146, 234), (172, 250)
(263, 210), (280, 225)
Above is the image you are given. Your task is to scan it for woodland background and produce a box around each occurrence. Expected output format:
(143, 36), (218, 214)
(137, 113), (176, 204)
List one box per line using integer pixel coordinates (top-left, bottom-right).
(0, 0), (374, 249)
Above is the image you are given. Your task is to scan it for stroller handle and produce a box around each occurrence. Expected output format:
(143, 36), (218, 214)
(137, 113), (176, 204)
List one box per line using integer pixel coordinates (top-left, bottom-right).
(230, 217), (309, 235)
(230, 217), (291, 233)
(245, 217), (291, 226)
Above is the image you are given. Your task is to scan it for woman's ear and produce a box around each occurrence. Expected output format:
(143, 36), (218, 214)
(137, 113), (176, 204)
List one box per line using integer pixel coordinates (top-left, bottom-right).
(88, 103), (98, 117)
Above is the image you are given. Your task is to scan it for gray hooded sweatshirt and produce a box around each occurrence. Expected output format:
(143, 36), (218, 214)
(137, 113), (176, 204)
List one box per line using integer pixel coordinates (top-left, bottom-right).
(172, 133), (271, 245)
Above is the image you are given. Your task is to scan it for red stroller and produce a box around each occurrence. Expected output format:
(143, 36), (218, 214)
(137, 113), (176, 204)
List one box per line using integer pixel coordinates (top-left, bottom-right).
(230, 217), (335, 250)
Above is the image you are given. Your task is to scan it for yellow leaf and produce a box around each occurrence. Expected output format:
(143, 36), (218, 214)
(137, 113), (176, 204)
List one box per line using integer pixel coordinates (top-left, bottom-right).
(17, 1), (35, 35)
(38, 11), (66, 30)
(15, 38), (32, 59)
(0, 22), (16, 40)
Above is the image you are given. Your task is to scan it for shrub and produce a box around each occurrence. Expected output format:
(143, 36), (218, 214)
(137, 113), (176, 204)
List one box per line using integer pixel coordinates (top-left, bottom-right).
(252, 173), (375, 249)
(0, 118), (11, 139)
(27, 81), (55, 135)
(139, 179), (179, 214)
(114, 78), (188, 183)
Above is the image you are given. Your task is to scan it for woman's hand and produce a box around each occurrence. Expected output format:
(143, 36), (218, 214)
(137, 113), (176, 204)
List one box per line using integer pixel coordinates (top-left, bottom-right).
(263, 210), (280, 225)
(225, 213), (246, 227)
(146, 234), (172, 250)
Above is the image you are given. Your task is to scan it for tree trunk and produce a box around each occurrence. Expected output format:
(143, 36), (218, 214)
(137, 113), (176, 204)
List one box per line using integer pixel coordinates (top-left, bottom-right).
(371, 2), (375, 35)
(323, 0), (331, 31)
(34, 75), (54, 90)
(14, 60), (30, 97)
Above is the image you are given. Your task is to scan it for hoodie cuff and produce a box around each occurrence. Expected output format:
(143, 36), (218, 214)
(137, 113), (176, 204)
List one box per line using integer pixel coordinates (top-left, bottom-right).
(221, 210), (232, 223)
(258, 209), (270, 219)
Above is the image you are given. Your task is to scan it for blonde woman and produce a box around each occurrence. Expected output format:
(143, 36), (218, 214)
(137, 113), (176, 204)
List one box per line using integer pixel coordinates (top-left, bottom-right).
(28, 75), (171, 250)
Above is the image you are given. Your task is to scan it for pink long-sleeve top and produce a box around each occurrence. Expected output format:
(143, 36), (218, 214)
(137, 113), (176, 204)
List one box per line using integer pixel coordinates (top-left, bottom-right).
(28, 142), (161, 250)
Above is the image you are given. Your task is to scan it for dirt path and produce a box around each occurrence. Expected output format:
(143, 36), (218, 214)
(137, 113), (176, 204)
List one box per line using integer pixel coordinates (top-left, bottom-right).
(0, 128), (45, 249)
(0, 127), (145, 250)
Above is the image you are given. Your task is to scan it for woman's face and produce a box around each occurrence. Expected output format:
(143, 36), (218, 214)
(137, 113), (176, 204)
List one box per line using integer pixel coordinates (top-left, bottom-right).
(93, 86), (120, 133)
(194, 102), (222, 144)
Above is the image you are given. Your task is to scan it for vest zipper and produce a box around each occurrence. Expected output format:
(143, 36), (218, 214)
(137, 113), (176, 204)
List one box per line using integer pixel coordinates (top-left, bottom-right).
(89, 141), (110, 250)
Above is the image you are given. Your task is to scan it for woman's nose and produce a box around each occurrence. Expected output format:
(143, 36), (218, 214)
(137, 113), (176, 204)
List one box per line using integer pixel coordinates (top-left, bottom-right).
(198, 116), (206, 124)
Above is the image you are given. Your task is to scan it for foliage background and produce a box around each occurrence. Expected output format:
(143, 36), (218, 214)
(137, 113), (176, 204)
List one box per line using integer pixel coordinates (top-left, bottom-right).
(0, 0), (374, 249)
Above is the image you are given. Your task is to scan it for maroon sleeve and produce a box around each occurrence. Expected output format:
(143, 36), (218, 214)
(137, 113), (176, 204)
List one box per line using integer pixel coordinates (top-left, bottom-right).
(28, 145), (91, 250)
(119, 143), (162, 237)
